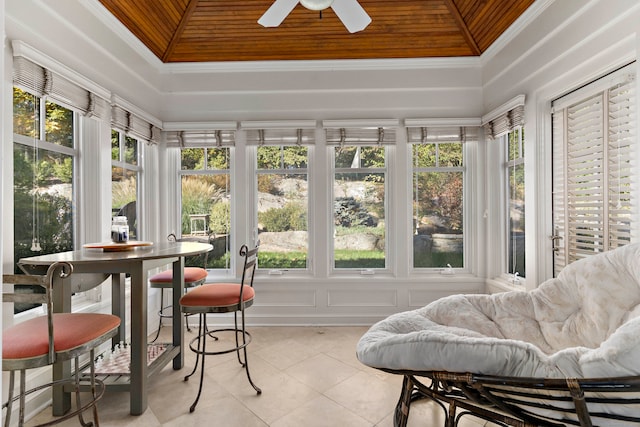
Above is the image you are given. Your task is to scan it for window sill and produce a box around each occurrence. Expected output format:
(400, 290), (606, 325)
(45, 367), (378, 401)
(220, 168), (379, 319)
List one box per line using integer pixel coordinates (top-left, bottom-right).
(486, 277), (526, 294)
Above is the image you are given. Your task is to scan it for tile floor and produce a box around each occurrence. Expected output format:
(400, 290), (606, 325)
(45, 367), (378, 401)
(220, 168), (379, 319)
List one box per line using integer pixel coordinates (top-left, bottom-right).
(29, 326), (498, 427)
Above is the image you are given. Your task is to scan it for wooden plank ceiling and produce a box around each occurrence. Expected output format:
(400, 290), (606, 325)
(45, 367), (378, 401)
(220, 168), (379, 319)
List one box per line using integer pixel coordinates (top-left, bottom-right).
(97, 0), (536, 63)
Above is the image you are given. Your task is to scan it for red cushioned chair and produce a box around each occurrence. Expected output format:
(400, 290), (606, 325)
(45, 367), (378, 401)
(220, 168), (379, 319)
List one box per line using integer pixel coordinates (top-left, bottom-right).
(180, 243), (261, 412)
(2, 262), (121, 427)
(149, 233), (211, 342)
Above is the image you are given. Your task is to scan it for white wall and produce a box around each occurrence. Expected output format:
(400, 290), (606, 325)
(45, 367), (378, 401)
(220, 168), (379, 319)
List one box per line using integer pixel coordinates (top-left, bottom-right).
(482, 0), (640, 291)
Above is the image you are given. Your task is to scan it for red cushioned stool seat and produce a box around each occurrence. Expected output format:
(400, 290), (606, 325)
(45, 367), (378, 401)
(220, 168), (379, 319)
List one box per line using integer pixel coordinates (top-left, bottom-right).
(3, 313), (120, 362)
(2, 262), (120, 427)
(180, 283), (255, 311)
(149, 267), (208, 286)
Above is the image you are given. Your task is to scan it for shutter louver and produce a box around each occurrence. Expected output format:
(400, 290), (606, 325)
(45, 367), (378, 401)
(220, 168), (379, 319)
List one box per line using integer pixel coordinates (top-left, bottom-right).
(607, 79), (636, 249)
(565, 94), (605, 258)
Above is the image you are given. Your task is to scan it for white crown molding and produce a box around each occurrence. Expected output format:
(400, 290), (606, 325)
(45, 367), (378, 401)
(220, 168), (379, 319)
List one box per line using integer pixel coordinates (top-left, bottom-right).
(162, 56), (481, 74)
(240, 120), (317, 129)
(162, 121), (238, 131)
(322, 119), (400, 128)
(404, 118), (482, 127)
(480, 0), (557, 65)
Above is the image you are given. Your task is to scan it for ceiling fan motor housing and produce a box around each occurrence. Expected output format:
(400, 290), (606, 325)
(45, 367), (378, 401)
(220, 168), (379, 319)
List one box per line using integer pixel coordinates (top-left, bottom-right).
(300, 0), (334, 11)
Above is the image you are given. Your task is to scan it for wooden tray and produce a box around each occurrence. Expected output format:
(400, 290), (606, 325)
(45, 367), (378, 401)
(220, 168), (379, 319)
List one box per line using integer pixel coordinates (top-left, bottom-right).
(83, 241), (153, 252)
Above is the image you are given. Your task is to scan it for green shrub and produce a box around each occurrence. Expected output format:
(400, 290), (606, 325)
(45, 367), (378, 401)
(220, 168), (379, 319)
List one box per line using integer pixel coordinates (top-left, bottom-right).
(258, 202), (307, 232)
(209, 202), (230, 234)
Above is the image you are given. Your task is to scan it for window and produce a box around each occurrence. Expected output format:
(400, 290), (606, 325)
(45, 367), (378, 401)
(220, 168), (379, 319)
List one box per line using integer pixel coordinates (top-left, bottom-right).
(506, 128), (525, 278)
(246, 128), (313, 270)
(111, 129), (140, 239)
(409, 127), (466, 268)
(13, 87), (76, 312)
(326, 126), (394, 270)
(166, 130), (235, 270)
(552, 65), (636, 274)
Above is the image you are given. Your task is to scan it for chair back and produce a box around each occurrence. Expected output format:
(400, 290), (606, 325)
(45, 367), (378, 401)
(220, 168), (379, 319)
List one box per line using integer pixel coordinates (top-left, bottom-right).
(167, 233), (213, 268)
(2, 262), (73, 365)
(239, 243), (259, 290)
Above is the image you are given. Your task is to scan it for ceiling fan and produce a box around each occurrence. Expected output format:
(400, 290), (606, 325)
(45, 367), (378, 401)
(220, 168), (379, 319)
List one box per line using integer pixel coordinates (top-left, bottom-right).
(258, 0), (372, 34)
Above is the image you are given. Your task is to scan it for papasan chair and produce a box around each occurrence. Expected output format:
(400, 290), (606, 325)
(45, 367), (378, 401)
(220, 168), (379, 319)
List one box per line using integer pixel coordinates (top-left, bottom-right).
(357, 243), (640, 427)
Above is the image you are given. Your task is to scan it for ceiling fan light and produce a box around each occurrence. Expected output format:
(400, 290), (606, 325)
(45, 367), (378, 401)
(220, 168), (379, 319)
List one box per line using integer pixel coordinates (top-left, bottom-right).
(300, 0), (334, 11)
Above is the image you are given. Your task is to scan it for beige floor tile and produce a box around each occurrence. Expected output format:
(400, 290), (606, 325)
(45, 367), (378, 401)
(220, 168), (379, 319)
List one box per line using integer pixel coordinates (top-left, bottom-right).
(271, 395), (372, 427)
(324, 370), (400, 425)
(230, 371), (320, 424)
(284, 353), (361, 393)
(162, 395), (268, 427)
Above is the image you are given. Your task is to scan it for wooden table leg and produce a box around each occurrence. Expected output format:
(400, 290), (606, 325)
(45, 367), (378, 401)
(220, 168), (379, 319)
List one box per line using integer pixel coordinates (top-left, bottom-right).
(172, 257), (185, 370)
(129, 263), (148, 415)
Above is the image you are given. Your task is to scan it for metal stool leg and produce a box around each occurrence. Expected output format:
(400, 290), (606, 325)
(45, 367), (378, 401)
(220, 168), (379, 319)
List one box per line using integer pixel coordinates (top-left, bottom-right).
(150, 288), (165, 343)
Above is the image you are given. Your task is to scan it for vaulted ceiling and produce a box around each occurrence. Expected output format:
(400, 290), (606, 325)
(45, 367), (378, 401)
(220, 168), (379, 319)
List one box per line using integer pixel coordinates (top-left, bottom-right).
(96, 0), (536, 63)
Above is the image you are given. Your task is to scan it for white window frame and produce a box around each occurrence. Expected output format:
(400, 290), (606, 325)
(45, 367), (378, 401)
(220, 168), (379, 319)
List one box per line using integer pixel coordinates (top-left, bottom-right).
(330, 142), (390, 275)
(502, 127), (525, 285)
(11, 91), (84, 319)
(111, 129), (142, 239)
(253, 141), (312, 275)
(177, 145), (233, 272)
(409, 127), (467, 272)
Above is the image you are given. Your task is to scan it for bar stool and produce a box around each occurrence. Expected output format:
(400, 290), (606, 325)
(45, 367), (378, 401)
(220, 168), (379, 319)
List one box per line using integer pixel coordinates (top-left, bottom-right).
(2, 262), (121, 427)
(180, 243), (261, 412)
(149, 234), (210, 342)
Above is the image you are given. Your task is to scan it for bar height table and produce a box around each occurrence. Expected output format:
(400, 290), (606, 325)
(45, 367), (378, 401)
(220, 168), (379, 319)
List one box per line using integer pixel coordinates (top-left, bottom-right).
(19, 240), (212, 416)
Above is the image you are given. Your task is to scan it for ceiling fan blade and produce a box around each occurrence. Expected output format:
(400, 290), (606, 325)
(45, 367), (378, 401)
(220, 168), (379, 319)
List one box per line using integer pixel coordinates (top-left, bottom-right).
(330, 0), (371, 33)
(258, 0), (300, 27)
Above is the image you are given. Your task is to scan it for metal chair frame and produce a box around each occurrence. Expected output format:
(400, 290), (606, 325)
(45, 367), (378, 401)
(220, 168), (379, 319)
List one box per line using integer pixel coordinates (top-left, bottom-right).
(2, 262), (119, 427)
(180, 244), (261, 413)
(149, 233), (211, 342)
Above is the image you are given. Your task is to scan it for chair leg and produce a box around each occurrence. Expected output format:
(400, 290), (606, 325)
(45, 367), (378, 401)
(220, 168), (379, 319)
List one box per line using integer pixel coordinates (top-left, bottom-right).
(184, 313), (203, 382)
(239, 310), (261, 395)
(3, 370), (15, 427)
(233, 312), (244, 366)
(19, 370), (26, 427)
(74, 355), (95, 427)
(150, 288), (165, 343)
(90, 350), (100, 427)
(189, 313), (208, 413)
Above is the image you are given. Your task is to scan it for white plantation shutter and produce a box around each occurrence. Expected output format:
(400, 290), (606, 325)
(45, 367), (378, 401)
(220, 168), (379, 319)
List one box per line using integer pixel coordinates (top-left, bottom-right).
(552, 65), (636, 274)
(608, 80), (636, 248)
